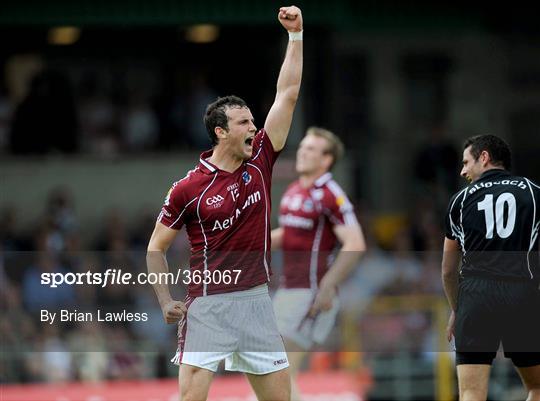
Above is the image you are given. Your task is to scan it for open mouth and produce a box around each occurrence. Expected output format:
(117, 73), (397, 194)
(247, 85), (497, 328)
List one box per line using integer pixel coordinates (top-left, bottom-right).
(245, 137), (254, 146)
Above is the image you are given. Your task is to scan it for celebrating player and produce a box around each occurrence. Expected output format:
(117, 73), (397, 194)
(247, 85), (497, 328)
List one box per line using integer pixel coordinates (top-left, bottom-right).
(442, 135), (540, 401)
(146, 6), (302, 401)
(271, 127), (366, 401)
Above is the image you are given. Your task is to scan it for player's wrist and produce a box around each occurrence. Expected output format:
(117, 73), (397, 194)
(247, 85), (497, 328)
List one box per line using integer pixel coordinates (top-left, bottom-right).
(288, 30), (303, 41)
(319, 277), (337, 291)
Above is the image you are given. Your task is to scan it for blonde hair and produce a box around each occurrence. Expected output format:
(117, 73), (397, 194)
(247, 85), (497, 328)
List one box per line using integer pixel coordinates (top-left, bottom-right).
(305, 126), (344, 170)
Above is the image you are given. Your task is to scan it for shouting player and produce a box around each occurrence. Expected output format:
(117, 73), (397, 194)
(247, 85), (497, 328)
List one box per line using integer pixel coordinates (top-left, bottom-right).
(442, 134), (540, 401)
(272, 127), (366, 401)
(146, 6), (302, 401)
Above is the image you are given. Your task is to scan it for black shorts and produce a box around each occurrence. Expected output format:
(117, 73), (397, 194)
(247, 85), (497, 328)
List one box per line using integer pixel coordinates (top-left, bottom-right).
(455, 276), (540, 367)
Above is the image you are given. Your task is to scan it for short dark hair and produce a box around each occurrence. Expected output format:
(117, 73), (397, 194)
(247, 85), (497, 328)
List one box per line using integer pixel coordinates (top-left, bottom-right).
(204, 95), (247, 146)
(463, 134), (512, 170)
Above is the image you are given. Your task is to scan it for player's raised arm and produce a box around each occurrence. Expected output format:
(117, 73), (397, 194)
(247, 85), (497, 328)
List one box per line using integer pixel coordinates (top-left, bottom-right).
(264, 6), (303, 151)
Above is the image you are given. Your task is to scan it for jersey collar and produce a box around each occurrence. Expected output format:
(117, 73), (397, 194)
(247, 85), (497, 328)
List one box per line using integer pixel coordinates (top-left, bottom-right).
(479, 168), (509, 180)
(314, 172), (332, 187)
(198, 149), (217, 174)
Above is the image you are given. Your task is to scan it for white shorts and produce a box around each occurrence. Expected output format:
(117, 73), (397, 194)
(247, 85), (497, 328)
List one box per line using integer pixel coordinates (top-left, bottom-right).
(273, 288), (340, 350)
(171, 284), (289, 374)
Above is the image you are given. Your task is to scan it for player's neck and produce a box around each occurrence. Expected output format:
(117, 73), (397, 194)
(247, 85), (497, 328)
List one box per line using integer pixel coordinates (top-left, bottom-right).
(299, 171), (326, 188)
(207, 146), (244, 173)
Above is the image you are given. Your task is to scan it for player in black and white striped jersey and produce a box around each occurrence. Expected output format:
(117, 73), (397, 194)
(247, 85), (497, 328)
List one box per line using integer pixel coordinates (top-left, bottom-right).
(442, 134), (540, 401)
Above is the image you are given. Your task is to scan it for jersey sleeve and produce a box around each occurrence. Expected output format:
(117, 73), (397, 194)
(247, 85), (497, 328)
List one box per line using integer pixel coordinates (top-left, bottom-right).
(323, 183), (358, 227)
(527, 178), (540, 246)
(157, 180), (191, 230)
(445, 189), (464, 240)
(249, 129), (281, 174)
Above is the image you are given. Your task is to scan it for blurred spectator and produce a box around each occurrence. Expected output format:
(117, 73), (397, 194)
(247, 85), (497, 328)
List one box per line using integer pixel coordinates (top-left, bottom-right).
(77, 72), (119, 155)
(186, 74), (217, 149)
(120, 91), (159, 151)
(94, 207), (128, 252)
(22, 253), (75, 311)
(0, 206), (25, 252)
(39, 325), (73, 382)
(378, 228), (423, 295)
(106, 327), (144, 380)
(0, 88), (12, 153)
(165, 90), (189, 149)
(68, 322), (108, 382)
(10, 69), (78, 154)
(129, 206), (158, 251)
(46, 187), (78, 236)
(413, 123), (459, 211)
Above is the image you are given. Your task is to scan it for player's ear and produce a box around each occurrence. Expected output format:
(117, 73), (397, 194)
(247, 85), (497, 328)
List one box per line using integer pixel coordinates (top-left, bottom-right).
(480, 150), (490, 166)
(215, 127), (228, 141)
(322, 153), (333, 170)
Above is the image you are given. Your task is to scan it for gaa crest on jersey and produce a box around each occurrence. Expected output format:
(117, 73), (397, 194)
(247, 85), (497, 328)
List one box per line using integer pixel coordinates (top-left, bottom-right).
(302, 199), (314, 212)
(242, 171), (252, 185)
(205, 194), (224, 208)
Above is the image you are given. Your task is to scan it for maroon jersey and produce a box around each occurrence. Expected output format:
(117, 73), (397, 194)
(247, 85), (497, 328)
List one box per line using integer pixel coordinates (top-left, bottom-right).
(158, 129), (279, 296)
(279, 173), (358, 289)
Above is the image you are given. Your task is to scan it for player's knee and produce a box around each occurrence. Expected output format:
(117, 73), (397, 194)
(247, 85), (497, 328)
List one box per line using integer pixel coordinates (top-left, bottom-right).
(274, 388), (291, 401)
(180, 389), (205, 401)
(269, 378), (291, 401)
(180, 382), (208, 401)
(460, 388), (488, 401)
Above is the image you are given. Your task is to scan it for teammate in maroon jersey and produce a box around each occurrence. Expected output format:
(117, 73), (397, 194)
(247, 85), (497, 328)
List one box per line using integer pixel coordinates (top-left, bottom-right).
(146, 6), (302, 401)
(272, 127), (366, 401)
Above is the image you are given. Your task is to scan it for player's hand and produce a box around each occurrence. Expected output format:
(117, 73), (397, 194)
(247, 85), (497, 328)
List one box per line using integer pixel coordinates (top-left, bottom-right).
(161, 300), (187, 324)
(446, 310), (456, 342)
(309, 283), (336, 317)
(278, 6), (303, 32)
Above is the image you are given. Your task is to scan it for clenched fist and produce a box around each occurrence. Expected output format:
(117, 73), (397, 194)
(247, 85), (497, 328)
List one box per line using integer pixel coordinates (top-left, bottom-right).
(161, 300), (187, 324)
(278, 6), (303, 32)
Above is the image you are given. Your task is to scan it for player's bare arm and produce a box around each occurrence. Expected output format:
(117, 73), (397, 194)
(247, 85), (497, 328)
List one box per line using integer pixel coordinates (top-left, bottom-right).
(270, 227), (284, 250)
(441, 237), (461, 341)
(264, 6), (303, 151)
(147, 222), (187, 323)
(309, 223), (366, 316)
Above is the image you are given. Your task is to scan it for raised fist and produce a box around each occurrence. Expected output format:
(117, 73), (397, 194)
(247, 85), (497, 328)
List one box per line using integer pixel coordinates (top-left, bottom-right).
(278, 6), (303, 32)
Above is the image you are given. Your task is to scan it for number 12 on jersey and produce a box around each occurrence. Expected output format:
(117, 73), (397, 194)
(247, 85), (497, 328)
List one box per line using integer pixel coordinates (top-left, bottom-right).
(477, 192), (516, 239)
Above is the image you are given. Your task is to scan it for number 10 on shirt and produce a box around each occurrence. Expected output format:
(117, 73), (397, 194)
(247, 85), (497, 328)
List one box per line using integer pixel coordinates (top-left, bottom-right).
(477, 192), (517, 239)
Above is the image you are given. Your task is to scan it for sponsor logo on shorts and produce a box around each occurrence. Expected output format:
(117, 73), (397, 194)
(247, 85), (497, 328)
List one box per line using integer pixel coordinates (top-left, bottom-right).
(273, 358), (287, 366)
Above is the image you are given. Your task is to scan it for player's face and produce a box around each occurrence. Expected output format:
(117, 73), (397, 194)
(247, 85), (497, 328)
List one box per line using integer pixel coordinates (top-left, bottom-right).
(296, 134), (331, 175)
(461, 146), (484, 183)
(223, 107), (257, 160)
